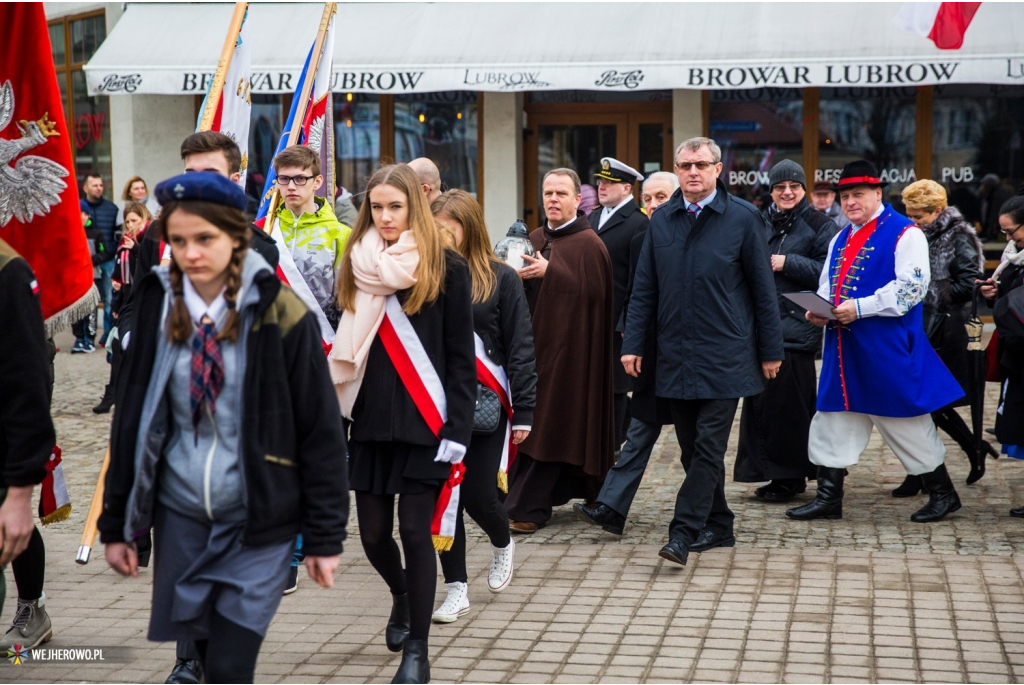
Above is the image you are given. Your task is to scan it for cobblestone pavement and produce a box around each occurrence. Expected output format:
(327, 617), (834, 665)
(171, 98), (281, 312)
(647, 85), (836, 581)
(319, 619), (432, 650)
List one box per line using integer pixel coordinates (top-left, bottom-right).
(5, 327), (1024, 683)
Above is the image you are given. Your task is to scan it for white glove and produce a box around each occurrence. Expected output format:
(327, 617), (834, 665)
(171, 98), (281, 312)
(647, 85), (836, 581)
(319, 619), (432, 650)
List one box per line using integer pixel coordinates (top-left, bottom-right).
(434, 439), (467, 464)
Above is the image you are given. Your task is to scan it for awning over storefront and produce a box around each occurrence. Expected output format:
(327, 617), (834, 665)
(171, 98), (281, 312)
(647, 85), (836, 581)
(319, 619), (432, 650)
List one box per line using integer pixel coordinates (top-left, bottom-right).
(85, 2), (1024, 96)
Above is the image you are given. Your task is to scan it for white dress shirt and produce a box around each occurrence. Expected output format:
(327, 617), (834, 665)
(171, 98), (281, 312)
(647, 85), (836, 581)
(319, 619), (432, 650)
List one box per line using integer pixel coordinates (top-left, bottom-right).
(597, 196), (633, 230)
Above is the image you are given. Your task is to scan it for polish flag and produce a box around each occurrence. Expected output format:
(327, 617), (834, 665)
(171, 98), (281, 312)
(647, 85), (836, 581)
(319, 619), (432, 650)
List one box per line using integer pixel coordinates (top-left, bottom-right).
(893, 2), (981, 50)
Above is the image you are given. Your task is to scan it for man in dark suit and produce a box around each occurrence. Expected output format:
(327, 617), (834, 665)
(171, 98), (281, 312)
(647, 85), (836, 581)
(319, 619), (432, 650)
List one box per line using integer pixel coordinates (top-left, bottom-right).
(588, 157), (648, 450)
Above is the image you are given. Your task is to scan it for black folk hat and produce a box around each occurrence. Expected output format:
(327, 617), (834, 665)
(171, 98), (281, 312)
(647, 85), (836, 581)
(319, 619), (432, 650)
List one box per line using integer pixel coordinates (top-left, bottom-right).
(832, 160), (888, 192)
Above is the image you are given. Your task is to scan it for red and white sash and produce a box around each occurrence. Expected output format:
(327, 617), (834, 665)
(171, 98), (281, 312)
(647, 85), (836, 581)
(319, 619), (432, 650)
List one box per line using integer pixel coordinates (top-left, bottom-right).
(39, 445), (71, 526)
(378, 294), (464, 552)
(474, 333), (516, 492)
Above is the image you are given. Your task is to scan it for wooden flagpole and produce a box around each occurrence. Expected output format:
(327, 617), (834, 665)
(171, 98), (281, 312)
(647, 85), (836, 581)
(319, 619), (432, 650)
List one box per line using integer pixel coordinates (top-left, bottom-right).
(75, 447), (109, 564)
(262, 1), (336, 225)
(198, 2), (248, 132)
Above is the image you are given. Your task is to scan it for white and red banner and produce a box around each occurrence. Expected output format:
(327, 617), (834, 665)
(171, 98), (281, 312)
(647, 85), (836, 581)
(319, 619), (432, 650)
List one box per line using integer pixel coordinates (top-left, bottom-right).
(378, 294), (463, 552)
(474, 333), (516, 493)
(894, 2), (981, 50)
(265, 219), (336, 350)
(301, 12), (336, 202)
(197, 3), (251, 188)
(39, 445), (72, 526)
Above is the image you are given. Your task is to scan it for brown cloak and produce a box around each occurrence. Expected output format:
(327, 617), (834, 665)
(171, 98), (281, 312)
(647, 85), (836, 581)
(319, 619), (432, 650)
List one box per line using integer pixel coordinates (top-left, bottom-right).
(520, 212), (615, 478)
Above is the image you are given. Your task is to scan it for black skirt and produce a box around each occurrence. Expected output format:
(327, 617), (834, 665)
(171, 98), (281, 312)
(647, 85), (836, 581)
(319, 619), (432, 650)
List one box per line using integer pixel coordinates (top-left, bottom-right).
(734, 349), (818, 482)
(348, 440), (448, 495)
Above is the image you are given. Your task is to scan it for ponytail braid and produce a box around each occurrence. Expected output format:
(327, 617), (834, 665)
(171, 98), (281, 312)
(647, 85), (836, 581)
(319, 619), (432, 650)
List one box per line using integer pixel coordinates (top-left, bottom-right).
(218, 246), (245, 343)
(167, 260), (194, 343)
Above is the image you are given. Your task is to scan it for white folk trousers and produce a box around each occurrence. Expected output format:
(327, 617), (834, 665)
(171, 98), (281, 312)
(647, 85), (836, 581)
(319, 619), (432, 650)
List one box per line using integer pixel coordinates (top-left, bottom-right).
(808, 411), (945, 476)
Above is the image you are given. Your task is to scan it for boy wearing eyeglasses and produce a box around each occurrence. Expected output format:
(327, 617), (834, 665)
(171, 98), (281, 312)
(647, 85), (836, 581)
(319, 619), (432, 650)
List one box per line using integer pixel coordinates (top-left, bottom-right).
(272, 145), (352, 329)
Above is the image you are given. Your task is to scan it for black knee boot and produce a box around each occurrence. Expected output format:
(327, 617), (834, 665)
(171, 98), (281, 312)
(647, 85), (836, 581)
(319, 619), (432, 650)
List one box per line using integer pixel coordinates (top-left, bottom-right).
(386, 593), (410, 652)
(892, 474), (923, 498)
(934, 410), (985, 484)
(786, 467), (845, 520)
(392, 639), (429, 684)
(911, 464), (962, 522)
(92, 384), (115, 414)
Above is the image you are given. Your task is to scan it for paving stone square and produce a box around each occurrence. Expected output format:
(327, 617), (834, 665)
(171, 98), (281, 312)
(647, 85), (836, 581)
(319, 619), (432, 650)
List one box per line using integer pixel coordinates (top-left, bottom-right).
(4, 327), (1024, 683)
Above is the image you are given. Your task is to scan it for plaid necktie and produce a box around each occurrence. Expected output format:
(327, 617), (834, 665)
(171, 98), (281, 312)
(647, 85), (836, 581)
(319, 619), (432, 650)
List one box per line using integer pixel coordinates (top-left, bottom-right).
(190, 320), (224, 437)
(688, 203), (701, 221)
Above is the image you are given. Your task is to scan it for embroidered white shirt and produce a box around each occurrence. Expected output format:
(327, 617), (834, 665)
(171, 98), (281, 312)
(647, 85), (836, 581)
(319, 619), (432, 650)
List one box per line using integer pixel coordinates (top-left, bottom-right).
(816, 205), (930, 318)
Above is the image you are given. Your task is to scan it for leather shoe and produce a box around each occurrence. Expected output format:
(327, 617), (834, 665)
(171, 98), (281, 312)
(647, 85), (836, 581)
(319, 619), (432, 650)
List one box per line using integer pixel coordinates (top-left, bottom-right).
(892, 474), (923, 498)
(509, 521), (539, 534)
(689, 529), (736, 553)
(391, 639), (429, 684)
(658, 538), (689, 566)
(573, 502), (625, 535)
(165, 659), (203, 684)
(1011, 506), (1024, 518)
(754, 479), (806, 502)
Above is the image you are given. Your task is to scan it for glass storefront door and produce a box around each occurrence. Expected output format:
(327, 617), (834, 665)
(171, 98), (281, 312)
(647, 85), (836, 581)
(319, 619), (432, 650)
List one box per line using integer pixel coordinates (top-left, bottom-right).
(524, 102), (672, 226)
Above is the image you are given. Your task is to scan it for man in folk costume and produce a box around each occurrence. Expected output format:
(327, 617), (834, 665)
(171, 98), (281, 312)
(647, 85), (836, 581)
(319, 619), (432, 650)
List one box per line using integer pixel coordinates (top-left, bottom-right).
(787, 160), (966, 524)
(588, 157), (649, 451)
(507, 168), (616, 533)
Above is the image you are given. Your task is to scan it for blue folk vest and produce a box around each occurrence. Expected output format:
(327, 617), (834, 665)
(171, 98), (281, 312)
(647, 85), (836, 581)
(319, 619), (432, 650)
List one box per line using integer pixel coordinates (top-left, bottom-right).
(817, 205), (964, 417)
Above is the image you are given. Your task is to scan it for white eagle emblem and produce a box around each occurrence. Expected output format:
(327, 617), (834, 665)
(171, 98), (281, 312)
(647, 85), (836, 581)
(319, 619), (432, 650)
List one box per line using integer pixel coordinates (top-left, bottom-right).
(0, 80), (69, 227)
(306, 114), (325, 154)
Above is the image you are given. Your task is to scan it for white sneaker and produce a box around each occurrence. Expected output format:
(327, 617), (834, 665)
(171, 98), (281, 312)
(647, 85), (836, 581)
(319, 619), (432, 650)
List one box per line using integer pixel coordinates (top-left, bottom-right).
(431, 581), (469, 623)
(488, 538), (515, 593)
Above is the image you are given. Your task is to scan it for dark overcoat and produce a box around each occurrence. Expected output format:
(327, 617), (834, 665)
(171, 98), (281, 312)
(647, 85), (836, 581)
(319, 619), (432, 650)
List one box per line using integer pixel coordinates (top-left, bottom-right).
(623, 180), (784, 400)
(588, 200), (648, 394)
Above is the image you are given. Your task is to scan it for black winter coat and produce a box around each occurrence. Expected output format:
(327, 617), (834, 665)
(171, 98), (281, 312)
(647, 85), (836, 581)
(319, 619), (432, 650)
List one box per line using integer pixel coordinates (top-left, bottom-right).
(920, 210), (984, 397)
(994, 261), (1024, 446)
(99, 267), (349, 556)
(350, 251), (477, 449)
(762, 199), (839, 354)
(83, 197), (120, 261)
(623, 181), (785, 400)
(589, 200), (648, 393)
(622, 230), (672, 425)
(0, 243), (54, 488)
(472, 262), (537, 427)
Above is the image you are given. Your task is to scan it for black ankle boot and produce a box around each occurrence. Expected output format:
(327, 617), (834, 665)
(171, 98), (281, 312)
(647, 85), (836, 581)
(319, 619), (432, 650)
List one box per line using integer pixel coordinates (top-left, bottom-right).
(786, 467), (845, 520)
(911, 464), (962, 522)
(892, 474), (923, 498)
(391, 639), (429, 684)
(92, 384), (115, 414)
(385, 593), (410, 652)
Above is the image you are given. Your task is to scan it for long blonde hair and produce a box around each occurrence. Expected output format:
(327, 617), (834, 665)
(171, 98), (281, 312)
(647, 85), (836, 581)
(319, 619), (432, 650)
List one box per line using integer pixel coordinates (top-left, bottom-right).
(431, 190), (499, 304)
(337, 164), (447, 315)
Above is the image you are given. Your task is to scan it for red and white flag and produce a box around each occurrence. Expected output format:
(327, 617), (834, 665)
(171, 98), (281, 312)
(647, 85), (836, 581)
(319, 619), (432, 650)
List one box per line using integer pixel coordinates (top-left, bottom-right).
(39, 445), (72, 526)
(378, 295), (464, 552)
(0, 3), (98, 334)
(301, 12), (336, 202)
(198, 2), (251, 188)
(893, 2), (981, 50)
(475, 334), (517, 493)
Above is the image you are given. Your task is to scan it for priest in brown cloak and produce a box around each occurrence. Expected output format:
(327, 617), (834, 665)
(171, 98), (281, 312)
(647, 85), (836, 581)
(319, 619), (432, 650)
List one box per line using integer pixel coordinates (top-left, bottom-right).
(506, 168), (616, 533)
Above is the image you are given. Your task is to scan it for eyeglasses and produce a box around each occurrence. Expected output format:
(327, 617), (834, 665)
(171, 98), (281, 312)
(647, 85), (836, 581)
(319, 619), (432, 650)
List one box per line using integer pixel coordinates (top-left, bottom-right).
(675, 161), (717, 172)
(1002, 223), (1024, 236)
(773, 183), (803, 193)
(276, 175), (314, 187)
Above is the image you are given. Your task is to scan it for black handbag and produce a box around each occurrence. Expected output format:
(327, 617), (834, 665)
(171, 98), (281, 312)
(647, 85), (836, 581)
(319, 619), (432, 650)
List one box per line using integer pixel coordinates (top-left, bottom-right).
(472, 384), (502, 434)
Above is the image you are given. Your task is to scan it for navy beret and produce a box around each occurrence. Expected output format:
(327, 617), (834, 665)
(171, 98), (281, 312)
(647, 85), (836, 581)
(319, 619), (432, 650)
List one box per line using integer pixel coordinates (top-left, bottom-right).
(155, 171), (248, 211)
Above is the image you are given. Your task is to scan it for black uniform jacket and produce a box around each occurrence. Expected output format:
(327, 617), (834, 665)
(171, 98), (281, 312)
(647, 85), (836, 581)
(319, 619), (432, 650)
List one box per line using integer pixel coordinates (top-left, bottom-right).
(589, 200), (649, 393)
(472, 262), (538, 427)
(0, 241), (55, 488)
(350, 251), (477, 449)
(100, 268), (349, 556)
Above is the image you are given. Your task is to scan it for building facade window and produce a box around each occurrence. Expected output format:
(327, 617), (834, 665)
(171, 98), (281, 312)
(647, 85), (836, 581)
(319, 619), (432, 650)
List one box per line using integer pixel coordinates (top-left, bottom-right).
(709, 87), (803, 207)
(932, 84), (1024, 236)
(50, 11), (112, 198)
(246, 94), (284, 204)
(395, 92), (478, 198)
(335, 93), (380, 204)
(819, 87), (917, 202)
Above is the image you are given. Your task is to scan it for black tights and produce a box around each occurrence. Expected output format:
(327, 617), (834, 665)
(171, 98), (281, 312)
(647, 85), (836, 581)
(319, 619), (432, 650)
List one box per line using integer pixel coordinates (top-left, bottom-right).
(193, 610), (263, 684)
(439, 421), (511, 584)
(356, 489), (438, 641)
(11, 527), (44, 600)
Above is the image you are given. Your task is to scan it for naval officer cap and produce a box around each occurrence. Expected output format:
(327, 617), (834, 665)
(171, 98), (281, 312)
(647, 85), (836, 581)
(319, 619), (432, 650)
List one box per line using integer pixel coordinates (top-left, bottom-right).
(155, 171), (249, 211)
(594, 157), (644, 184)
